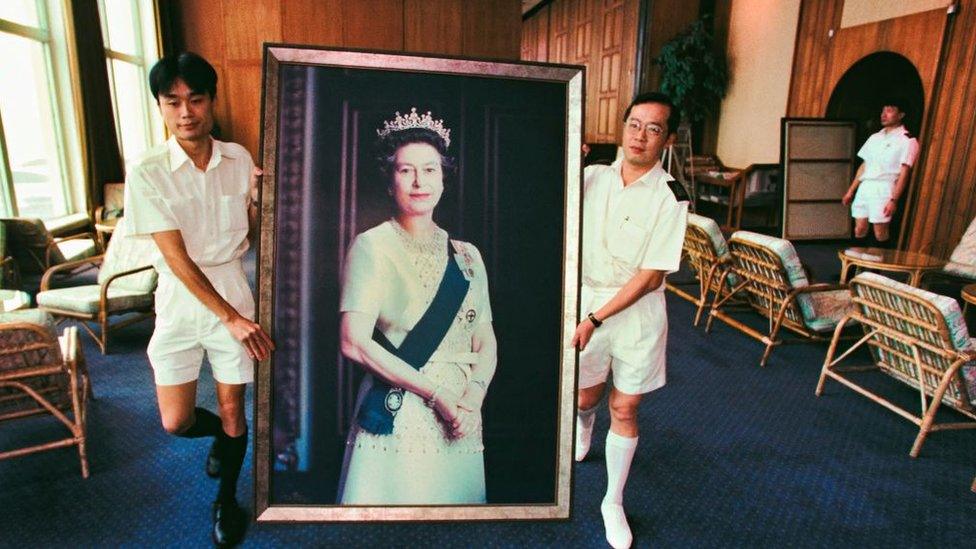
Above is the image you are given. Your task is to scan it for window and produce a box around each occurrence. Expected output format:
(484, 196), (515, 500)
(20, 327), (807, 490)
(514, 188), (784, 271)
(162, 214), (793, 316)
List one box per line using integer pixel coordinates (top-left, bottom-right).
(98, 0), (163, 164)
(0, 0), (84, 219)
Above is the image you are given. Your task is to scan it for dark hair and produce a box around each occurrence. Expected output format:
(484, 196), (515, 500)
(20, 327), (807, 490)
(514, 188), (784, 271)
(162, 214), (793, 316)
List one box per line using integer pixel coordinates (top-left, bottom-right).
(376, 127), (456, 179)
(623, 91), (680, 135)
(149, 52), (218, 101)
(881, 96), (908, 117)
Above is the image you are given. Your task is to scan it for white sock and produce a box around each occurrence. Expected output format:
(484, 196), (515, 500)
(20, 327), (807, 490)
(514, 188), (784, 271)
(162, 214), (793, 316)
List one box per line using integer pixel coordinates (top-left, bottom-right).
(602, 431), (638, 548)
(575, 406), (597, 462)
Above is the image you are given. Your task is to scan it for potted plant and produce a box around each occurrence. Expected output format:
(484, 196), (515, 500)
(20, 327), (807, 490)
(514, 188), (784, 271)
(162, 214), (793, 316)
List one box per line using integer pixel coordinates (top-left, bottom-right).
(655, 17), (728, 123)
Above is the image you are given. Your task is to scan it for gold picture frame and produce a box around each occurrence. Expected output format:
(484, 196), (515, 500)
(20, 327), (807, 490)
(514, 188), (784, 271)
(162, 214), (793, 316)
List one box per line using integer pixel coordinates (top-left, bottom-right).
(254, 45), (583, 522)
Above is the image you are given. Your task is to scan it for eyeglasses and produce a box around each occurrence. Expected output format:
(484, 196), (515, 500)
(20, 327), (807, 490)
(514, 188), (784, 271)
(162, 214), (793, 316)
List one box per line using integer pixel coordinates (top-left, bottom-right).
(624, 118), (665, 137)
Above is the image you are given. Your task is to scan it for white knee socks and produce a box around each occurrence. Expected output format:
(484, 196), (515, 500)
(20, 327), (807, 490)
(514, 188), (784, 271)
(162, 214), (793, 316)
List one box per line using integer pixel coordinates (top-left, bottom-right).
(575, 406), (597, 462)
(601, 430), (638, 549)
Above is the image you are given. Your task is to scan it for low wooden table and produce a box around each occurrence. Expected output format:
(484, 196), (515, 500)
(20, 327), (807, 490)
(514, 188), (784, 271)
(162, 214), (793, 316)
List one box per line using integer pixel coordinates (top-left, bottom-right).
(962, 283), (976, 315)
(838, 247), (946, 287)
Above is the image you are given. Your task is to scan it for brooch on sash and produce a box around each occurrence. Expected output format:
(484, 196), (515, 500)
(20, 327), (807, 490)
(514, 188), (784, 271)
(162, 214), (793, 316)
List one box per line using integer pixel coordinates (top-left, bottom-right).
(385, 387), (404, 413)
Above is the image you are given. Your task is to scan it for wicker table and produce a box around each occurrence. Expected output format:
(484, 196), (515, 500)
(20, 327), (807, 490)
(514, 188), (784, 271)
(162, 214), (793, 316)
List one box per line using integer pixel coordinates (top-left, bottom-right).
(838, 247), (946, 287)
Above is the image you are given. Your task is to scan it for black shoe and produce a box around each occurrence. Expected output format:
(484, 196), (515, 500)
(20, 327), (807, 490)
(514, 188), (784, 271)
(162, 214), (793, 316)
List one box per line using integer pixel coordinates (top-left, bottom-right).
(206, 438), (221, 478)
(211, 500), (247, 547)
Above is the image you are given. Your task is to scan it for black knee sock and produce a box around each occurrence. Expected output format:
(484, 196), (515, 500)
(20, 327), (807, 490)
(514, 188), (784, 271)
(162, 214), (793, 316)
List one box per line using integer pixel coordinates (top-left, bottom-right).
(176, 407), (222, 439)
(217, 426), (248, 504)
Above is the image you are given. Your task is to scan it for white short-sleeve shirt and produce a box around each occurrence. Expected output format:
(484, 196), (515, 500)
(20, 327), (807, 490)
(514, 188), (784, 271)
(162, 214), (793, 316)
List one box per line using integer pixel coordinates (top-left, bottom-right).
(581, 160), (688, 289)
(123, 136), (253, 273)
(857, 125), (919, 184)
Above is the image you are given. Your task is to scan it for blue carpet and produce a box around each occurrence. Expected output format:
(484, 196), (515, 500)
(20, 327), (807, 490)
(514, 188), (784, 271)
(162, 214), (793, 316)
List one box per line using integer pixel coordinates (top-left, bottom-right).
(2, 244), (975, 547)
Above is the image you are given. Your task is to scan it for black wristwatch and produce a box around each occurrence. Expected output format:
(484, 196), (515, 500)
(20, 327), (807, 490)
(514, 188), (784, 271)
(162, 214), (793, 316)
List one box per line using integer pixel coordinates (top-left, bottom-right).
(587, 312), (603, 328)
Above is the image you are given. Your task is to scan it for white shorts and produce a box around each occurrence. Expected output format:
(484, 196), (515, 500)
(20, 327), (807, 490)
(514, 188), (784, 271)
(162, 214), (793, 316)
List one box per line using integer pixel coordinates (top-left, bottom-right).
(850, 179), (894, 223)
(148, 261), (255, 386)
(578, 286), (667, 395)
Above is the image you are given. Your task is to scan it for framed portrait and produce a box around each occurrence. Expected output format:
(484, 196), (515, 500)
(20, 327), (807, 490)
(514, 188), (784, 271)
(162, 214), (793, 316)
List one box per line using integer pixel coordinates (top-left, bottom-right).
(254, 45), (583, 521)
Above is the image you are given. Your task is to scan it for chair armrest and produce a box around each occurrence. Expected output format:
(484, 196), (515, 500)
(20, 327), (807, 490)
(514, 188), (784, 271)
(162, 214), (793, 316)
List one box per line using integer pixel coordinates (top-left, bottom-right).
(94, 206), (105, 222)
(40, 255), (105, 291)
(100, 264), (155, 307)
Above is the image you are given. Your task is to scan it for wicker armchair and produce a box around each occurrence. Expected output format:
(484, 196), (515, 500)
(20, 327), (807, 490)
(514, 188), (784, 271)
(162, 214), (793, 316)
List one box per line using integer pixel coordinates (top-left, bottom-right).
(816, 272), (976, 457)
(1, 216), (100, 275)
(0, 309), (90, 478)
(37, 218), (157, 354)
(666, 213), (738, 326)
(706, 231), (855, 366)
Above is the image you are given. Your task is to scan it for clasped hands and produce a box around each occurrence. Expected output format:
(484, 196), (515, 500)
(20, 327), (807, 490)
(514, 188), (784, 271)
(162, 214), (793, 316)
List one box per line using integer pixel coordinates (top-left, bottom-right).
(430, 383), (485, 439)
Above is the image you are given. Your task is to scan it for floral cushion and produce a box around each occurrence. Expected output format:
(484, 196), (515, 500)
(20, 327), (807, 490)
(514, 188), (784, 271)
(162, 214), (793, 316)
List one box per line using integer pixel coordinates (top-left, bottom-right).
(37, 285), (153, 315)
(963, 339), (976, 406)
(948, 215), (976, 268)
(802, 289), (854, 332)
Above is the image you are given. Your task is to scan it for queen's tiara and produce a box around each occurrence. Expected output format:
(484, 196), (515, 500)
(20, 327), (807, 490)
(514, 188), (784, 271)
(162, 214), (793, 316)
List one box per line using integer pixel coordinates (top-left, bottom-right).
(376, 108), (451, 148)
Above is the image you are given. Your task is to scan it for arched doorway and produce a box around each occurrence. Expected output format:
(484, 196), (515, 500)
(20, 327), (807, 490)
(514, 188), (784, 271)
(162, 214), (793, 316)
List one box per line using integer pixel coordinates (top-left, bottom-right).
(826, 52), (924, 244)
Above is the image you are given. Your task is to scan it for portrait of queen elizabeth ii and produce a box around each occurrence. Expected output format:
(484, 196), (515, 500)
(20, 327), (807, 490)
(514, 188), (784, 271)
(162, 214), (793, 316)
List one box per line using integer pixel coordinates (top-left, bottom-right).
(336, 109), (497, 504)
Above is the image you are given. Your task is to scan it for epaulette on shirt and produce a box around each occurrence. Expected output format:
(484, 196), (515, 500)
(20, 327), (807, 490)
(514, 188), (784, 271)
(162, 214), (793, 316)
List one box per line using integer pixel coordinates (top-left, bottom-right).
(665, 179), (690, 203)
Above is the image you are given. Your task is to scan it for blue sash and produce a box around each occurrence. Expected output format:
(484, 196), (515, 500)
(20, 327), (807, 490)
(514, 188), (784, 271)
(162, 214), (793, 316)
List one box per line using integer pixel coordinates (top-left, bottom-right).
(357, 240), (470, 435)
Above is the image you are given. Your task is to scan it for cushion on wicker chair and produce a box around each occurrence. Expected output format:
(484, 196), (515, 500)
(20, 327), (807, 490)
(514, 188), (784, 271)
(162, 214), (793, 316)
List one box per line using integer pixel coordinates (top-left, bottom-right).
(688, 213), (729, 260)
(943, 261), (976, 281)
(36, 286), (153, 314)
(96, 218), (157, 293)
(733, 231), (852, 331)
(0, 308), (56, 332)
(55, 238), (99, 264)
(0, 289), (31, 311)
(803, 289), (855, 332)
(948, 216), (976, 270)
(688, 213), (739, 286)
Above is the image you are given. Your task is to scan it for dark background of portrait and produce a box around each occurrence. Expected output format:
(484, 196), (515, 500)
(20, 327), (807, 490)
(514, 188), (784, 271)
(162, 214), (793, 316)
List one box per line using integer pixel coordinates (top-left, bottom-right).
(269, 63), (568, 505)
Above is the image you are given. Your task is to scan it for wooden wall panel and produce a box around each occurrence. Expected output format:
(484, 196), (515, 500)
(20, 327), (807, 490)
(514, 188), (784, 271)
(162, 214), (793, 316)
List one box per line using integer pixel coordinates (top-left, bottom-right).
(522, 0), (638, 143)
(170, 0), (522, 159)
(224, 64), (264, 158)
(548, 0), (573, 64)
(786, 0), (843, 117)
(462, 0), (522, 59)
(179, 1), (224, 56)
(341, 1), (404, 50)
(406, 0), (463, 55)
(520, 4), (549, 61)
(281, 0), (343, 46)
(221, 0), (281, 62)
(906, 4), (976, 256)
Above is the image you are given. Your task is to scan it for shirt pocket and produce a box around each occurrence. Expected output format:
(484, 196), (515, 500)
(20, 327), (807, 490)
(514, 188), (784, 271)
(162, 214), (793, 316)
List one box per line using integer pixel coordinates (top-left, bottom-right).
(607, 217), (651, 267)
(219, 192), (249, 232)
